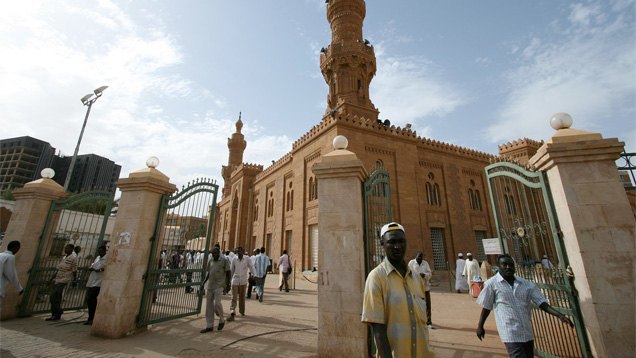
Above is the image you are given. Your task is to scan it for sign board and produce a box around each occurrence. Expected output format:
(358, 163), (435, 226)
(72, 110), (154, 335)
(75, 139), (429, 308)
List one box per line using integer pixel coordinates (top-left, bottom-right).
(482, 238), (502, 255)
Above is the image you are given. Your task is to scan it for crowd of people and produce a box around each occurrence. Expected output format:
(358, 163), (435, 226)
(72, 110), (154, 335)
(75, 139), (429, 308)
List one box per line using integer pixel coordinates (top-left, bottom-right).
(1, 227), (571, 358)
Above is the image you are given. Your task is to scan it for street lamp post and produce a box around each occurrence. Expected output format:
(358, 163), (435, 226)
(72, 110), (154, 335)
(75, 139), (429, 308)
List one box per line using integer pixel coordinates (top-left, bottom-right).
(63, 85), (108, 192)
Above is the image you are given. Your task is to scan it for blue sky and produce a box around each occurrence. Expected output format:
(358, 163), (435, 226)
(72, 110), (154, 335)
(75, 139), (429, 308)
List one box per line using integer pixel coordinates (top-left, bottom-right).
(1, 0), (634, 192)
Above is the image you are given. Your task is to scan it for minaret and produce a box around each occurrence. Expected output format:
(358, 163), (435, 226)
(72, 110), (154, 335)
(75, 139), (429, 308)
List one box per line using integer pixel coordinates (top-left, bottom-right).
(320, 0), (379, 120)
(221, 113), (247, 196)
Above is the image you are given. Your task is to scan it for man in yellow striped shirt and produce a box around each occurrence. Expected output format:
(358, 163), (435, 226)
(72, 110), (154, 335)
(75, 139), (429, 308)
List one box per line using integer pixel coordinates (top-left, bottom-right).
(362, 222), (435, 358)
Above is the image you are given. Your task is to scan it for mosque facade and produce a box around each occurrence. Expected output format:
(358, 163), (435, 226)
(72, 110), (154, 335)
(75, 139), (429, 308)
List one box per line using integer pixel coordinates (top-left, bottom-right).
(213, 0), (537, 272)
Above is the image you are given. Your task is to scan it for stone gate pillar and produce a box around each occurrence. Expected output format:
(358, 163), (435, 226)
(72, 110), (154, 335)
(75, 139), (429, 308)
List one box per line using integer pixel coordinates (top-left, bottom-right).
(529, 115), (635, 357)
(312, 136), (368, 358)
(91, 159), (176, 338)
(0, 172), (66, 320)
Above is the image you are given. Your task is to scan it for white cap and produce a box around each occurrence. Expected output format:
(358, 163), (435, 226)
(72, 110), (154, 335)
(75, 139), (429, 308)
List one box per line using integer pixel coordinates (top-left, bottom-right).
(458, 253), (463, 257)
(380, 222), (404, 238)
(543, 255), (548, 258)
(467, 252), (473, 256)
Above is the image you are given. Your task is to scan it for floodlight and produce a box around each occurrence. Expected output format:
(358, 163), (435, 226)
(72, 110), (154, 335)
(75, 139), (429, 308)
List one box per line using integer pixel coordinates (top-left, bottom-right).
(94, 85), (109, 96)
(81, 93), (94, 105)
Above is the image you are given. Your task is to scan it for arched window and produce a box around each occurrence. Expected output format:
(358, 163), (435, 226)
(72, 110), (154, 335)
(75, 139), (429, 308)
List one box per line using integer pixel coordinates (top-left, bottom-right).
(475, 190), (482, 211)
(426, 182), (432, 205)
(290, 190), (294, 210)
(309, 177), (315, 201)
(433, 184), (441, 206)
(253, 199), (259, 221)
(286, 192), (291, 211)
(314, 178), (318, 199)
(468, 189), (474, 210)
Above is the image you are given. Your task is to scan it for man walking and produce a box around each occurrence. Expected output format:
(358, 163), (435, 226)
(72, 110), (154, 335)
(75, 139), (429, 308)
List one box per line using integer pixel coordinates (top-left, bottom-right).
(455, 253), (468, 293)
(362, 222), (435, 358)
(0, 241), (24, 312)
(85, 245), (107, 325)
(277, 250), (291, 292)
(46, 244), (77, 321)
(540, 255), (553, 270)
(200, 247), (231, 333)
(463, 253), (480, 295)
(246, 248), (259, 299)
(408, 251), (433, 329)
(227, 246), (255, 321)
(476, 254), (573, 357)
(253, 246), (269, 302)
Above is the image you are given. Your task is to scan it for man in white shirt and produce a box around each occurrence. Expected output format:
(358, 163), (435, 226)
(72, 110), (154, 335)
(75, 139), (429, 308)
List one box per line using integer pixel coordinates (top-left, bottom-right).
(463, 253), (480, 295)
(455, 253), (469, 293)
(0, 241), (24, 312)
(227, 246), (255, 321)
(477, 254), (573, 357)
(246, 248), (259, 299)
(85, 245), (107, 325)
(408, 251), (433, 328)
(276, 250), (292, 292)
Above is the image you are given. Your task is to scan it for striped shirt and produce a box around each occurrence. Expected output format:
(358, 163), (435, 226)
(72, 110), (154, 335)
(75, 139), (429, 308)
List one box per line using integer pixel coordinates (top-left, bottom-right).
(54, 252), (77, 284)
(362, 258), (435, 358)
(477, 272), (548, 343)
(253, 253), (269, 278)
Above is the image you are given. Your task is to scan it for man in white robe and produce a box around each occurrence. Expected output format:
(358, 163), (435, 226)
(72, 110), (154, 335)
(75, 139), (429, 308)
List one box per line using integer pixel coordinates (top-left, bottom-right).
(463, 253), (480, 295)
(455, 253), (469, 293)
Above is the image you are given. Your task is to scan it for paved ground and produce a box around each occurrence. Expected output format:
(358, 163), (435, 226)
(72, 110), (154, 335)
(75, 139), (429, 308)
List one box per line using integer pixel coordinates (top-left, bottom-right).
(0, 277), (509, 358)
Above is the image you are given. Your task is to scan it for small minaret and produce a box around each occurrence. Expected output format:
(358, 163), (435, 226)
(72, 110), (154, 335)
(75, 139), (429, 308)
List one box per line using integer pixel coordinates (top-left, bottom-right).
(320, 0), (379, 120)
(222, 113), (247, 196)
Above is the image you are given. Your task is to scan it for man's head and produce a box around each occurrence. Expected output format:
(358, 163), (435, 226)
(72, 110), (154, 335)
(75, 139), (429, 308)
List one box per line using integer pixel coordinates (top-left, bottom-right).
(212, 247), (220, 260)
(7, 241), (20, 255)
(64, 244), (75, 256)
(380, 222), (406, 264)
(260, 246), (266, 255)
(74, 246), (81, 254)
(415, 251), (423, 265)
(467, 253), (473, 261)
(498, 254), (516, 279)
(283, 249), (287, 255)
(543, 255), (548, 259)
(253, 248), (260, 256)
(236, 246), (244, 258)
(97, 245), (107, 257)
(458, 253), (463, 258)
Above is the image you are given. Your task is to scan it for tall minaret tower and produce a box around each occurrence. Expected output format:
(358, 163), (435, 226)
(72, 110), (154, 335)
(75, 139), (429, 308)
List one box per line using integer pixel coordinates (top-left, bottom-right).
(221, 113), (247, 197)
(320, 0), (379, 120)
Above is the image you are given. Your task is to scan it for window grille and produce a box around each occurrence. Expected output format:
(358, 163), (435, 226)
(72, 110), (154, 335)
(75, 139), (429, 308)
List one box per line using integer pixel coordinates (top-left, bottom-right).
(431, 228), (446, 270)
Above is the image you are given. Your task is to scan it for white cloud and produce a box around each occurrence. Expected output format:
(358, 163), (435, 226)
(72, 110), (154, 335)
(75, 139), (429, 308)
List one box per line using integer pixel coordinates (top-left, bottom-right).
(371, 47), (466, 129)
(0, 0), (230, 188)
(486, 2), (635, 145)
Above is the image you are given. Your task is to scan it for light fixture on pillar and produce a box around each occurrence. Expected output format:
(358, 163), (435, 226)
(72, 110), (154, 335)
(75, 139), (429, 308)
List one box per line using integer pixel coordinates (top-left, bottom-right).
(550, 113), (573, 130)
(146, 156), (160, 169)
(64, 85), (109, 192)
(333, 135), (348, 150)
(41, 168), (55, 179)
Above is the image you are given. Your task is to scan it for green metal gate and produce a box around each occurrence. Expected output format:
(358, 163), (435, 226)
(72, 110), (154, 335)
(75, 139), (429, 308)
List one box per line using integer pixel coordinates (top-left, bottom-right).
(485, 161), (590, 357)
(20, 190), (114, 315)
(362, 166), (391, 356)
(138, 178), (218, 326)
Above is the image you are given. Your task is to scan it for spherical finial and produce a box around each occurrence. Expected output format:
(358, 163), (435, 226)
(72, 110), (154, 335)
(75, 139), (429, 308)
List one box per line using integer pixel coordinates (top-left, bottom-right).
(550, 113), (573, 130)
(333, 135), (348, 150)
(146, 156), (160, 168)
(41, 168), (55, 179)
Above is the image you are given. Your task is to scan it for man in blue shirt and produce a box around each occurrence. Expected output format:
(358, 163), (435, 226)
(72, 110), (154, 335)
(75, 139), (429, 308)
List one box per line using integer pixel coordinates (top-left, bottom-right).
(253, 246), (269, 303)
(476, 254), (573, 357)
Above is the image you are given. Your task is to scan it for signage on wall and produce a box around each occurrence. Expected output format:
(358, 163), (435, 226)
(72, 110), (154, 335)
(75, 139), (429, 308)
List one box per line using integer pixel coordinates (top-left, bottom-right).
(482, 238), (503, 255)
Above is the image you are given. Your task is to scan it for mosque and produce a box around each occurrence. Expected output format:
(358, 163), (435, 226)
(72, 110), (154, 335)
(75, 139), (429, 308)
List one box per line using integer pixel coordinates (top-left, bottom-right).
(212, 0), (539, 272)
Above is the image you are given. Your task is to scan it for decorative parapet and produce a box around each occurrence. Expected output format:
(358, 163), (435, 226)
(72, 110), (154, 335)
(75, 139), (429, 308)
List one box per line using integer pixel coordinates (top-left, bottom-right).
(319, 43), (375, 66)
(254, 153), (293, 182)
(418, 137), (495, 162)
(498, 137), (544, 153)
